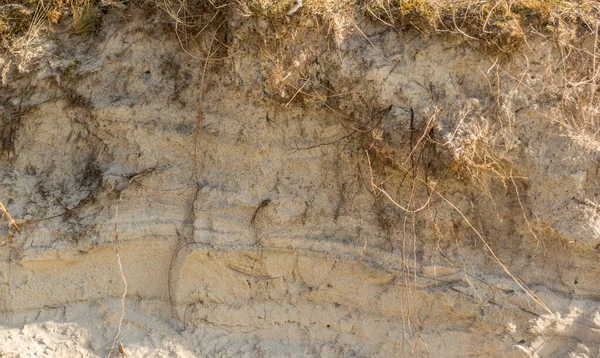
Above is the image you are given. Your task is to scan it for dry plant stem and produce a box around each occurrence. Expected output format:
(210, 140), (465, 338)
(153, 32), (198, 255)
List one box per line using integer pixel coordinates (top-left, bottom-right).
(0, 202), (20, 232)
(107, 200), (128, 358)
(285, 79), (309, 106)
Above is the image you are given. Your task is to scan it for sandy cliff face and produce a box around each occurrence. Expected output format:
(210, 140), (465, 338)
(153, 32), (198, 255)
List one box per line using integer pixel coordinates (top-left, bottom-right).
(0, 6), (599, 357)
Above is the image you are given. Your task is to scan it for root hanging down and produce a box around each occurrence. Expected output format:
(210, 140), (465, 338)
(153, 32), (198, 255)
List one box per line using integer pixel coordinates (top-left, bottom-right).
(365, 150), (553, 315)
(107, 199), (128, 358)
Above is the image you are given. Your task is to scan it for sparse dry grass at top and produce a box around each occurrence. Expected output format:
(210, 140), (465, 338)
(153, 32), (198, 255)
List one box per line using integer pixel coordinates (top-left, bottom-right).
(367, 0), (600, 52)
(1, 1), (599, 52)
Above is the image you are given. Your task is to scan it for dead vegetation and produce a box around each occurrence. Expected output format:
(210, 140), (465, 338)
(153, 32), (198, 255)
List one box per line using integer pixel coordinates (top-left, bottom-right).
(553, 20), (600, 154)
(1, 0), (599, 355)
(2, 1), (596, 59)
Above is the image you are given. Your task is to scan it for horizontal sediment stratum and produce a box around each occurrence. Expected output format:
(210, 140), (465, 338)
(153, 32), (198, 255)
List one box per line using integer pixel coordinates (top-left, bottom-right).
(0, 1), (599, 356)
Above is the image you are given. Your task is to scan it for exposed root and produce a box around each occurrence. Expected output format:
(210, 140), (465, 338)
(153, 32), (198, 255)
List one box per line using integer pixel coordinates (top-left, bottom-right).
(369, 143), (552, 315)
(107, 199), (128, 358)
(168, 236), (196, 319)
(432, 186), (552, 315)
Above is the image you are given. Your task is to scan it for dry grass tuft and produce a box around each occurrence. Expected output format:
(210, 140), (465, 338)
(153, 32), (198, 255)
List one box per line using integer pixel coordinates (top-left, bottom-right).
(365, 0), (598, 54)
(1, 0), (103, 66)
(236, 0), (295, 18)
(70, 0), (101, 34)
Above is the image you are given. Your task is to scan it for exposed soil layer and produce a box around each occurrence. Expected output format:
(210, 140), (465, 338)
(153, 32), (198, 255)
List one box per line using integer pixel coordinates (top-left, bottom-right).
(0, 5), (599, 357)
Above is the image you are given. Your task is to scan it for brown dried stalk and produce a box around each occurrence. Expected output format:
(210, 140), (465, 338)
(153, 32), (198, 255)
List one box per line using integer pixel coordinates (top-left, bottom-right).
(0, 201), (20, 231)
